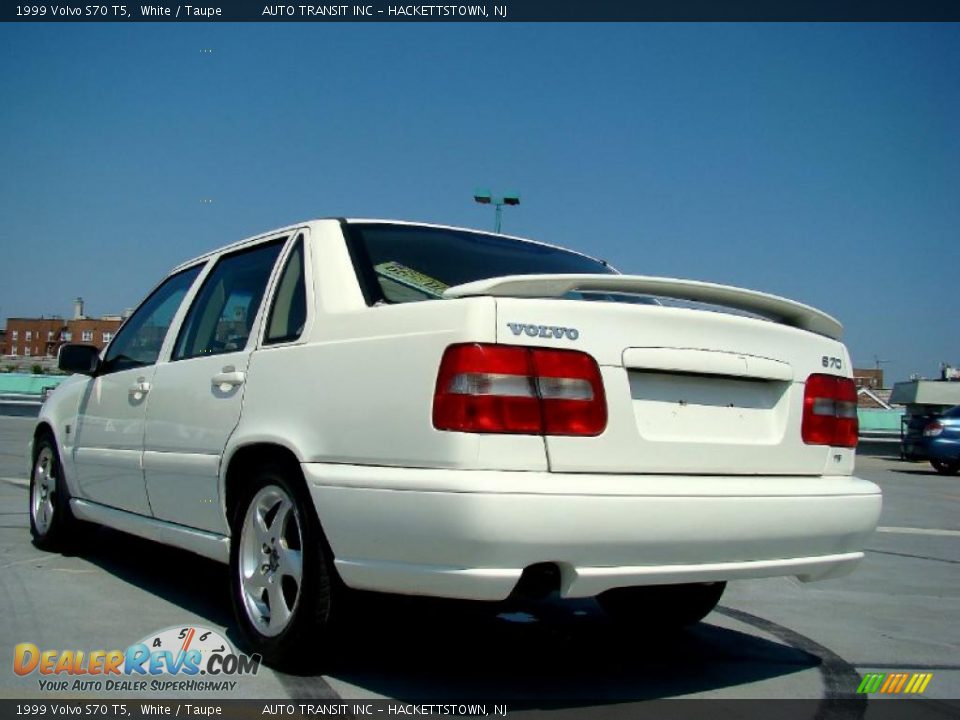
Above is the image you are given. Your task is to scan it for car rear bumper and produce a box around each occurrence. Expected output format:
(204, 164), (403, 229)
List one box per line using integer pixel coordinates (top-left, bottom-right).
(302, 463), (882, 601)
(905, 437), (960, 462)
(925, 437), (960, 462)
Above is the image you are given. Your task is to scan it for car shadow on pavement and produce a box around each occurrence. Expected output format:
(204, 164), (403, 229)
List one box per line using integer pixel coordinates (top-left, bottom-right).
(70, 525), (821, 703)
(323, 593), (821, 702)
(72, 524), (233, 628)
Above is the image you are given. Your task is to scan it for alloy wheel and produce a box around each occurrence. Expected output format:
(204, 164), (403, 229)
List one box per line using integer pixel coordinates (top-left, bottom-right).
(31, 446), (57, 536)
(237, 485), (304, 637)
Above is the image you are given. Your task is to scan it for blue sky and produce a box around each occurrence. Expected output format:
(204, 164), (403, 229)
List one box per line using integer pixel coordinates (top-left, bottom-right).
(0, 22), (957, 383)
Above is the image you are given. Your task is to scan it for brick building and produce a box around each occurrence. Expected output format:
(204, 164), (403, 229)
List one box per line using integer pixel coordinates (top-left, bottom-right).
(853, 368), (894, 409)
(853, 368), (884, 390)
(5, 318), (65, 358)
(3, 298), (123, 359)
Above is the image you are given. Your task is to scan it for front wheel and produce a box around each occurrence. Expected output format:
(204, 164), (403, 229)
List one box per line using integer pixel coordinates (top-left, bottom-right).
(931, 460), (960, 476)
(598, 582), (726, 629)
(29, 434), (80, 550)
(229, 463), (338, 668)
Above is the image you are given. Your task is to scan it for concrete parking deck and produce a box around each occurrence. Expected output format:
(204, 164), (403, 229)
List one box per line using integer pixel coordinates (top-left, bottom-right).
(0, 416), (957, 706)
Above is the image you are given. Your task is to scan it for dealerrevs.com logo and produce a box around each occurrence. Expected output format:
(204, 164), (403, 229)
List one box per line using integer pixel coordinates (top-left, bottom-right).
(13, 625), (261, 693)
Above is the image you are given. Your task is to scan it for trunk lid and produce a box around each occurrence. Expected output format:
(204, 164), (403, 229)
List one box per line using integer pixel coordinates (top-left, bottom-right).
(487, 292), (851, 476)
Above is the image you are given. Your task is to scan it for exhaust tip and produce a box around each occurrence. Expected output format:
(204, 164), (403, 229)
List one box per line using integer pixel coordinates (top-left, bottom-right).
(508, 562), (562, 602)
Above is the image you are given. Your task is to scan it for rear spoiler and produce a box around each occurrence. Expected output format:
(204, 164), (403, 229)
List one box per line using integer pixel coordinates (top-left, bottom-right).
(443, 274), (843, 341)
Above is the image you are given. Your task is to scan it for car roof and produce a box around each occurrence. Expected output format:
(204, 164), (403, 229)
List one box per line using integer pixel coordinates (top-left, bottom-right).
(169, 218), (610, 274)
(169, 219), (324, 273)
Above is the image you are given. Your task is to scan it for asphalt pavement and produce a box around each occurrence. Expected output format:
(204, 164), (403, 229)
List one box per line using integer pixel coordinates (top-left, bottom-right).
(0, 414), (957, 707)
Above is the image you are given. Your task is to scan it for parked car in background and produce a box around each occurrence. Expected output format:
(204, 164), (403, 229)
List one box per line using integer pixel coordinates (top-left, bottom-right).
(30, 219), (882, 665)
(921, 405), (960, 475)
(901, 411), (940, 460)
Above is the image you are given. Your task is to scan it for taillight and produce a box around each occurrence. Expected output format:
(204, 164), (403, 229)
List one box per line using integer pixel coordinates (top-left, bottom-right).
(802, 374), (858, 448)
(433, 343), (607, 436)
(923, 421), (944, 437)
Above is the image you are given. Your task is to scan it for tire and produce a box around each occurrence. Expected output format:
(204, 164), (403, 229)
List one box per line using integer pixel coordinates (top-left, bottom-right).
(29, 433), (80, 550)
(229, 461), (339, 668)
(598, 582), (726, 630)
(931, 460), (960, 476)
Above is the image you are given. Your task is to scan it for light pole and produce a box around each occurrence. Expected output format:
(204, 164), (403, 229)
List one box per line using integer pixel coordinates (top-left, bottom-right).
(473, 189), (520, 233)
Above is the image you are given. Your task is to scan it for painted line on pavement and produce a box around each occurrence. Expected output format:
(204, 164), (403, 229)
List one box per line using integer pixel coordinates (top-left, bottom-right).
(877, 526), (960, 538)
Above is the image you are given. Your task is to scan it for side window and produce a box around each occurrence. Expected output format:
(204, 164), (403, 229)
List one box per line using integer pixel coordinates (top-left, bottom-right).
(173, 240), (285, 360)
(101, 265), (203, 374)
(264, 235), (307, 345)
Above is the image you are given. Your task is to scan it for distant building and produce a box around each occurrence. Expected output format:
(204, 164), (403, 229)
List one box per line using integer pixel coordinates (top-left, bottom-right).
(857, 386), (894, 410)
(3, 298), (123, 358)
(941, 363), (960, 381)
(853, 368), (884, 390)
(853, 368), (892, 409)
(0, 328), (6, 356)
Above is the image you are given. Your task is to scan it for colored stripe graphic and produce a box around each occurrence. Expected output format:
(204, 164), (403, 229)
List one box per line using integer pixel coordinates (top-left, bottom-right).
(880, 674), (899, 693)
(857, 673), (885, 694)
(913, 673), (933, 694)
(858, 672), (932, 694)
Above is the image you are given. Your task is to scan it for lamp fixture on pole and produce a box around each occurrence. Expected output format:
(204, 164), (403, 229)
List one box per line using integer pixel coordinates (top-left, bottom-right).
(473, 188), (520, 233)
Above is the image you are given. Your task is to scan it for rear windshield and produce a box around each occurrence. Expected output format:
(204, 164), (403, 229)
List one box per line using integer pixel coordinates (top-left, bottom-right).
(345, 223), (617, 305)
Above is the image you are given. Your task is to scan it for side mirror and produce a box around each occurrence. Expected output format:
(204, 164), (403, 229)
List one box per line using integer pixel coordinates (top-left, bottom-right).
(58, 344), (101, 376)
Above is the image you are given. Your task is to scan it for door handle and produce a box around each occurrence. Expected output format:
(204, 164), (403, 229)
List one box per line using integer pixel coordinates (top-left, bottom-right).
(129, 380), (150, 399)
(211, 371), (245, 389)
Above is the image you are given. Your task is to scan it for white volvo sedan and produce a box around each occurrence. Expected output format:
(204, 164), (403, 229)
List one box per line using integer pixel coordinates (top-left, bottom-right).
(30, 219), (881, 664)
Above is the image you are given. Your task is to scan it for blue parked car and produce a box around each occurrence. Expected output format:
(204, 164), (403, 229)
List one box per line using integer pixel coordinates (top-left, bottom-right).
(922, 405), (960, 475)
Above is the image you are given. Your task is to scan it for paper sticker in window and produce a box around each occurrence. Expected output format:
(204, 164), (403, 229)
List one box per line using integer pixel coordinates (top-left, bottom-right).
(374, 261), (449, 298)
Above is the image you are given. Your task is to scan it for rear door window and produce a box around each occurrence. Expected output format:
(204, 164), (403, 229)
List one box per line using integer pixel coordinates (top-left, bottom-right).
(173, 240), (285, 360)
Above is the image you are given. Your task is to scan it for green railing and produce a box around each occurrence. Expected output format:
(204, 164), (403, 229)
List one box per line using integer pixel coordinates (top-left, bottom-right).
(0, 372), (68, 399)
(857, 408), (903, 432)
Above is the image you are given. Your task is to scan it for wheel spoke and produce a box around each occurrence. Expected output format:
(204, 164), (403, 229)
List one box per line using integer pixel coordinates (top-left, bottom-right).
(271, 498), (292, 537)
(267, 580), (292, 629)
(253, 508), (271, 546)
(278, 547), (302, 583)
(250, 592), (270, 621)
(243, 571), (267, 598)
